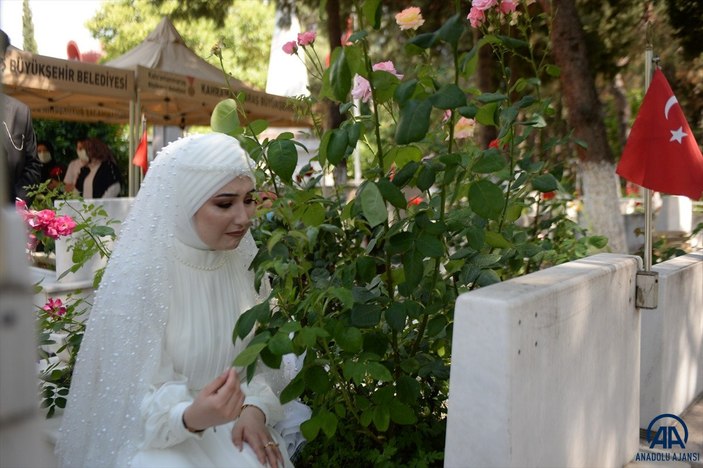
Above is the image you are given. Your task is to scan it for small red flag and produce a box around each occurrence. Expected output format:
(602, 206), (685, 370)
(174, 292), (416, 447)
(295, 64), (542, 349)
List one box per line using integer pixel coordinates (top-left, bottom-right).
(132, 128), (148, 174)
(616, 69), (703, 200)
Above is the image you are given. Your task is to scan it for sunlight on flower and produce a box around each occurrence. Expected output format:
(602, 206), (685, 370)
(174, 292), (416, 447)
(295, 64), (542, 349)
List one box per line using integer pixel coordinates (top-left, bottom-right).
(297, 31), (316, 46)
(395, 7), (425, 31)
(282, 40), (298, 55)
(454, 117), (476, 139)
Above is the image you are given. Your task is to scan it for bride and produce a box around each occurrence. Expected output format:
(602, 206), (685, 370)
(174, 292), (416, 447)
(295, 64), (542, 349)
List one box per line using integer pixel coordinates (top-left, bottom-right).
(56, 133), (299, 467)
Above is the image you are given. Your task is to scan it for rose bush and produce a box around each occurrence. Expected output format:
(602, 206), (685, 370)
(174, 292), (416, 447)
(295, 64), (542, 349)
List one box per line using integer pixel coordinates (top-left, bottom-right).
(22, 183), (119, 417)
(212, 1), (607, 465)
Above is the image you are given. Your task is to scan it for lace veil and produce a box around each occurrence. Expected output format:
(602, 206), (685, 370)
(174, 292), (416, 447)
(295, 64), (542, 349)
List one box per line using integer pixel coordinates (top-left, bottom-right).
(55, 133), (269, 467)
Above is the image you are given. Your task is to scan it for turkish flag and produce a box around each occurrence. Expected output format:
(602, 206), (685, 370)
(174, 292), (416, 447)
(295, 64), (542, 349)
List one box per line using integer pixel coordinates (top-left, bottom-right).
(616, 69), (703, 200)
(132, 127), (148, 174)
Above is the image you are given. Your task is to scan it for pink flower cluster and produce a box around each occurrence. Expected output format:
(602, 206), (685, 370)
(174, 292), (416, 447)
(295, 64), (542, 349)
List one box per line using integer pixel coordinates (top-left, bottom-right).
(15, 199), (76, 246)
(282, 30), (317, 56)
(467, 0), (518, 28)
(43, 297), (67, 318)
(351, 61), (404, 103)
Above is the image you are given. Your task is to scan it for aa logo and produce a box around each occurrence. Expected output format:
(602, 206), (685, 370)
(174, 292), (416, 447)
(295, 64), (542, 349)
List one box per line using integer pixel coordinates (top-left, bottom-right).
(647, 413), (688, 450)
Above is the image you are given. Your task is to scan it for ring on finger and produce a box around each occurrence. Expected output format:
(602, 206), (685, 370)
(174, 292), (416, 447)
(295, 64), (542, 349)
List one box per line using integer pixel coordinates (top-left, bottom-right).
(264, 441), (279, 449)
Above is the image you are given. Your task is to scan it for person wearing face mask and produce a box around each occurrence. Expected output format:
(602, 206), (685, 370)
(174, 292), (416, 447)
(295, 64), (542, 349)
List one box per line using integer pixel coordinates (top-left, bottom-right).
(37, 142), (64, 189)
(63, 139), (89, 193)
(74, 137), (122, 198)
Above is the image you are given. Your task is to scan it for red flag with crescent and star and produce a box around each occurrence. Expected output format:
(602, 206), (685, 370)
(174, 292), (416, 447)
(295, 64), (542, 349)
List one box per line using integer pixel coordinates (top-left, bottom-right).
(616, 68), (703, 200)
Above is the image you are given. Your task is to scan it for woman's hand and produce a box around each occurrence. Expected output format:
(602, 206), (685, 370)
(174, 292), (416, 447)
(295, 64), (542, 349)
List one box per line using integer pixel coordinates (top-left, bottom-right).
(232, 405), (284, 468)
(182, 368), (244, 432)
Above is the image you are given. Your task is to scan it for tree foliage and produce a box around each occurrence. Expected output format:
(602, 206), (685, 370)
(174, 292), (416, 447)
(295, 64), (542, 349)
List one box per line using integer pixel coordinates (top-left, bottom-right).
(21, 0), (37, 53)
(87, 0), (275, 89)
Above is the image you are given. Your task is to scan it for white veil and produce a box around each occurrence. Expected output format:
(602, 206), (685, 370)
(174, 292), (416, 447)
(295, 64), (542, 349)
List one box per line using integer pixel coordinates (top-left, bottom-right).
(55, 133), (267, 467)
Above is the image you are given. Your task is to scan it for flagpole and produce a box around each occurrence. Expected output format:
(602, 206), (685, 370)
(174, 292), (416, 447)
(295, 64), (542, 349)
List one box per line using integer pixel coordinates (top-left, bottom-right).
(643, 46), (653, 271)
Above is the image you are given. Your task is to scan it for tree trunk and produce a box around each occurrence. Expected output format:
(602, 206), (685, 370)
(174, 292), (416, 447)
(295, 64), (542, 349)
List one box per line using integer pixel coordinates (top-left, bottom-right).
(550, 0), (627, 252)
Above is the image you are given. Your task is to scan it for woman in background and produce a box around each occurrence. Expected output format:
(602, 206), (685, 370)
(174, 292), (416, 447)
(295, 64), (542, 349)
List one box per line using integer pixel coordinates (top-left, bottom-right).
(74, 137), (122, 198)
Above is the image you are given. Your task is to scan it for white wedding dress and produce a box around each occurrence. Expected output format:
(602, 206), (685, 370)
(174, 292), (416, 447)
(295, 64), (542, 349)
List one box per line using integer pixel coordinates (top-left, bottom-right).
(56, 133), (308, 468)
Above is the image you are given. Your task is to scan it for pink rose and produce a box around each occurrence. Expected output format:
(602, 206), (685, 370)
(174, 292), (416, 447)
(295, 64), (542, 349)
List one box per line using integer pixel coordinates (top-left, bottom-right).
(467, 7), (486, 28)
(43, 298), (67, 317)
(297, 31), (316, 46)
(351, 75), (372, 103)
(500, 0), (518, 13)
(453, 117), (476, 139)
(395, 7), (425, 31)
(52, 215), (77, 237)
(373, 61), (403, 80)
(282, 40), (298, 55)
(472, 0), (498, 11)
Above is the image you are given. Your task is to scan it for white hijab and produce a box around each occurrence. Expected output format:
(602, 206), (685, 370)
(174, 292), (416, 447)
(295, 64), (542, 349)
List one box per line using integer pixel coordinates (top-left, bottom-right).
(55, 133), (266, 467)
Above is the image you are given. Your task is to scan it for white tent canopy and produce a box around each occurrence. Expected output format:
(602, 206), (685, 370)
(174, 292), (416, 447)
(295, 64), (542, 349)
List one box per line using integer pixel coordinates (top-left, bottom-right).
(106, 16), (301, 128)
(2, 46), (134, 124)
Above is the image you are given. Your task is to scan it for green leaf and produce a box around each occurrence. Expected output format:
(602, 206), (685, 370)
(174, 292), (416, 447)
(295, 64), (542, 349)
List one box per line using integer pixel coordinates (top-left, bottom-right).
(301, 416), (321, 441)
(396, 375), (421, 404)
(545, 64), (560, 77)
(351, 303), (382, 328)
(377, 177), (407, 209)
(408, 32), (437, 49)
(391, 160), (419, 188)
(371, 70), (400, 104)
(469, 180), (505, 220)
(416, 164), (436, 191)
(532, 174), (559, 192)
(485, 231), (512, 248)
(335, 326), (363, 352)
(394, 79), (418, 106)
(233, 300), (268, 339)
(402, 249), (424, 290)
(248, 119), (268, 136)
(304, 365), (331, 392)
(395, 99), (432, 145)
(329, 47), (352, 102)
(210, 98), (241, 135)
(267, 139), (297, 182)
(326, 128), (349, 166)
(360, 182), (387, 228)
(416, 233), (444, 258)
(475, 102), (499, 126)
(366, 362), (392, 382)
(436, 14), (465, 48)
(389, 400), (418, 425)
(385, 303), (406, 332)
(280, 376), (305, 404)
(232, 342), (267, 367)
(472, 149), (507, 173)
(588, 236), (609, 248)
(362, 0), (382, 29)
(373, 405), (391, 431)
(268, 332), (294, 355)
(387, 231), (414, 255)
(429, 84), (467, 110)
(301, 203), (326, 227)
(320, 411), (338, 438)
(476, 269), (501, 286)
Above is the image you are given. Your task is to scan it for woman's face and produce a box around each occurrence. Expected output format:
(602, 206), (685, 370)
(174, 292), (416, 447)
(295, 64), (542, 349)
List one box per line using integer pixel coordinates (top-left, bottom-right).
(192, 176), (256, 250)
